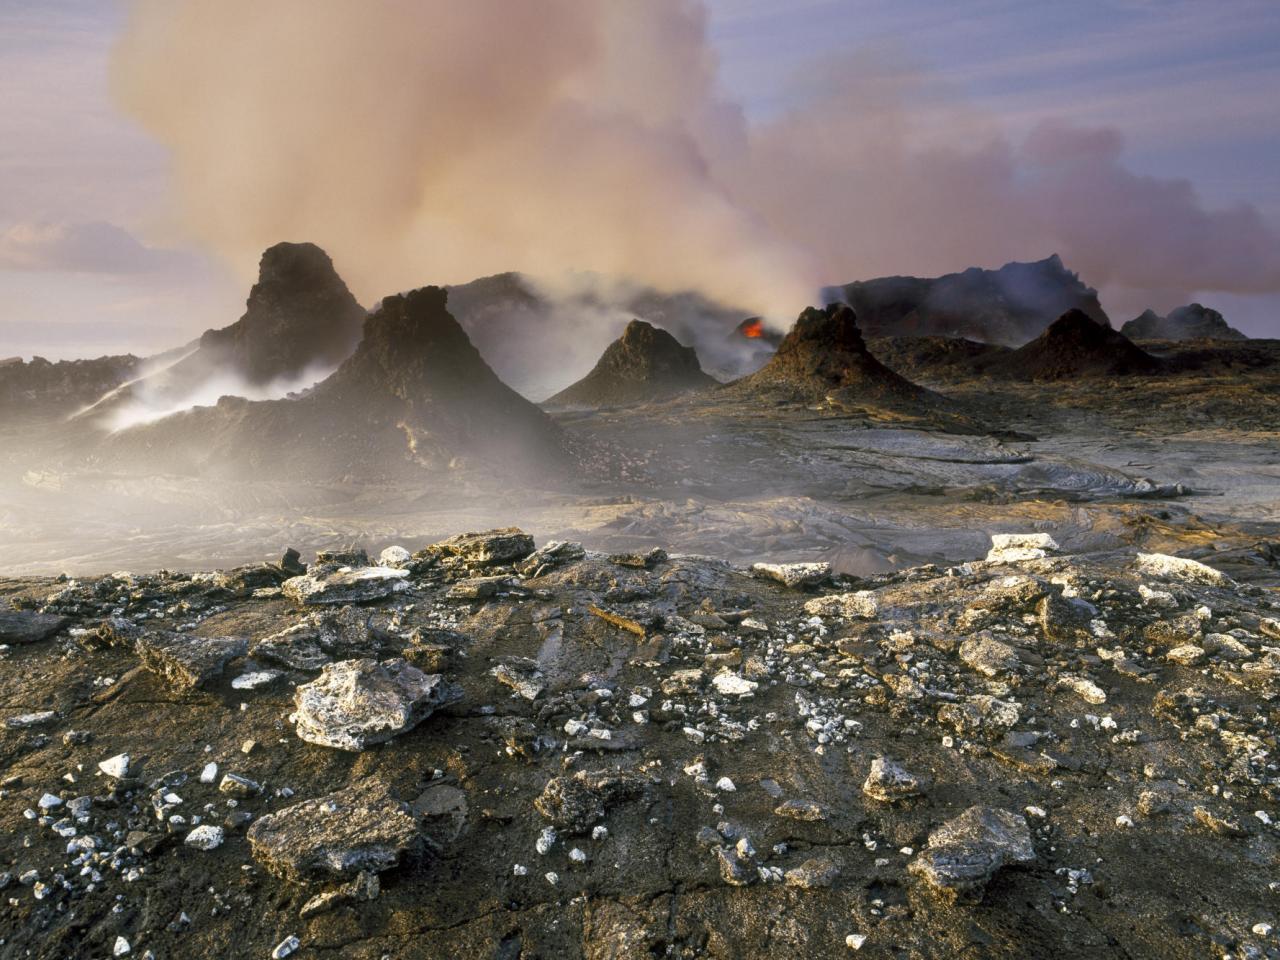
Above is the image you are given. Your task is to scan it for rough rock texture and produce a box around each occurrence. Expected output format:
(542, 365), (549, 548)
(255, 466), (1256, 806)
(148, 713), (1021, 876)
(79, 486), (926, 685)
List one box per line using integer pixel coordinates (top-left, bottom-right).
(909, 806), (1036, 902)
(422, 528), (535, 567)
(0, 610), (68, 645)
(0, 355), (140, 417)
(3, 535), (1280, 958)
(134, 631), (247, 690)
(292, 658), (457, 751)
(730, 304), (941, 408)
(246, 780), (421, 882)
(282, 566), (409, 606)
(827, 254), (1110, 345)
(1122, 304), (1247, 342)
(988, 309), (1162, 381)
(546, 319), (717, 407)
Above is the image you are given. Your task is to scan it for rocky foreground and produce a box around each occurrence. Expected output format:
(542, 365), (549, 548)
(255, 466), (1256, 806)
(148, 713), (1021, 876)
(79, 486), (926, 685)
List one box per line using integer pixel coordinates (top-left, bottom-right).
(2, 531), (1280, 958)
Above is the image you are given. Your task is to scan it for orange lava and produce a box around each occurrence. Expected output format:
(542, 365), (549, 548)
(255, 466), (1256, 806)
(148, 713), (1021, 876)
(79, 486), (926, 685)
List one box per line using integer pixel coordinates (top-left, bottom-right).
(741, 318), (764, 339)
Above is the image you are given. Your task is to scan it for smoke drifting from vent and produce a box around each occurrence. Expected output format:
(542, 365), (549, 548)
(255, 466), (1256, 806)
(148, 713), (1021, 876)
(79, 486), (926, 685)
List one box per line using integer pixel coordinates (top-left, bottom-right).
(111, 1), (1280, 327)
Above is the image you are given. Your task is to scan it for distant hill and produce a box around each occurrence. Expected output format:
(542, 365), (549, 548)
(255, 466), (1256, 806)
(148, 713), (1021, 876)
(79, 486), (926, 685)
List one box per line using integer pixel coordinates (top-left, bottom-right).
(825, 255), (1109, 346)
(1121, 304), (1247, 341)
(986, 309), (1161, 380)
(546, 319), (717, 408)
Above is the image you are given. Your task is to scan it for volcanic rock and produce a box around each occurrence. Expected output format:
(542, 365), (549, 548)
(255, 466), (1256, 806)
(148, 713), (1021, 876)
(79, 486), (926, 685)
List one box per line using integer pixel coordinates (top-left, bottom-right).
(246, 780), (421, 883)
(827, 254), (1109, 345)
(282, 566), (409, 607)
(1122, 304), (1247, 341)
(729, 303), (941, 407)
(908, 806), (1035, 902)
(0, 610), (69, 645)
(0, 355), (141, 417)
(988, 309), (1161, 380)
(862, 757), (929, 802)
(546, 319), (717, 407)
(292, 658), (458, 751)
(134, 631), (247, 691)
(424, 528), (535, 567)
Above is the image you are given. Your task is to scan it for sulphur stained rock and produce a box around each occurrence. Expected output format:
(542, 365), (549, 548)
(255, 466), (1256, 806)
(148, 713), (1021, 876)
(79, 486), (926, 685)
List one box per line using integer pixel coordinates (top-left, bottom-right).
(750, 562), (831, 589)
(292, 658), (458, 751)
(986, 533), (1059, 563)
(251, 605), (379, 671)
(282, 566), (409, 606)
(803, 590), (879, 618)
(425, 528), (535, 566)
(246, 780), (421, 882)
(958, 634), (1021, 677)
(135, 632), (247, 691)
(908, 806), (1035, 902)
(0, 610), (69, 645)
(862, 757), (929, 802)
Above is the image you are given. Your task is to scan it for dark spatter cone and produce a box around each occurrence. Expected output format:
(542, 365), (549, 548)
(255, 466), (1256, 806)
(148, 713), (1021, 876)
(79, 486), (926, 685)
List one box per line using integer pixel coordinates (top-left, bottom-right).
(1121, 304), (1248, 342)
(827, 254), (1110, 345)
(198, 242), (367, 385)
(545, 319), (718, 408)
(98, 286), (571, 480)
(990, 308), (1162, 381)
(730, 303), (941, 406)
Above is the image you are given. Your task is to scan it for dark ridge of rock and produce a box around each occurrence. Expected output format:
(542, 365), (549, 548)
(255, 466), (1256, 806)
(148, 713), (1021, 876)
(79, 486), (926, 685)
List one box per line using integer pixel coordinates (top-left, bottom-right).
(988, 309), (1162, 381)
(545, 320), (718, 407)
(728, 303), (942, 407)
(200, 241), (367, 384)
(1122, 304), (1248, 342)
(97, 286), (572, 479)
(0, 355), (141, 416)
(826, 254), (1110, 345)
(80, 242), (365, 424)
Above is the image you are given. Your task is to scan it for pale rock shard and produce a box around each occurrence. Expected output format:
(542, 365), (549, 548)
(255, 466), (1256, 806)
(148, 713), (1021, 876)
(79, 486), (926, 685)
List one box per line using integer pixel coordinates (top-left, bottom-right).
(986, 533), (1060, 564)
(803, 591), (879, 618)
(1135, 552), (1231, 588)
(751, 562), (831, 589)
(292, 658), (458, 751)
(135, 631), (247, 691)
(282, 566), (409, 606)
(862, 757), (929, 802)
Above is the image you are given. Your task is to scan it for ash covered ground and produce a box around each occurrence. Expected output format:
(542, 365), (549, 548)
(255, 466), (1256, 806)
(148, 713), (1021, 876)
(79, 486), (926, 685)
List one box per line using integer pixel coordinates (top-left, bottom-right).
(2, 244), (1280, 958)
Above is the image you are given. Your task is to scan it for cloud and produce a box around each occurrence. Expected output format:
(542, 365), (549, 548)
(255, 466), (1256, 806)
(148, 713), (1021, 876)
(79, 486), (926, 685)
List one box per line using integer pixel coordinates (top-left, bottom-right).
(108, 0), (1280, 328)
(0, 220), (203, 275)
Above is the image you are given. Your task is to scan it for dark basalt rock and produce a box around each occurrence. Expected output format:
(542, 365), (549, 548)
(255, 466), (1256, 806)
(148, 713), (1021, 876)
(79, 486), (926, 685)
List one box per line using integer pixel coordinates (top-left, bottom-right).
(729, 303), (940, 406)
(826, 254), (1109, 345)
(546, 319), (717, 407)
(1122, 304), (1248, 342)
(988, 309), (1161, 380)
(0, 610), (70, 645)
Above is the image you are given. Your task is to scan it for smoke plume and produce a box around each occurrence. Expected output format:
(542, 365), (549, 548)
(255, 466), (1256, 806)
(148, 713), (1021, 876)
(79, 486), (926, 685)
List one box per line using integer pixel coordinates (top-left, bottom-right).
(112, 1), (1280, 327)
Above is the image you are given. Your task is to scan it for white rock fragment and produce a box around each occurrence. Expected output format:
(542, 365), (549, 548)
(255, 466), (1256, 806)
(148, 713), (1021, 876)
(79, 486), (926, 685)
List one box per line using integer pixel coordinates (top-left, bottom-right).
(98, 754), (131, 779)
(379, 545), (412, 567)
(272, 935), (300, 959)
(184, 825), (224, 851)
(750, 562), (830, 589)
(199, 762), (218, 784)
(38, 793), (62, 810)
(231, 670), (282, 690)
(113, 936), (130, 956)
(1059, 675), (1107, 705)
(536, 827), (557, 856)
(1135, 552), (1231, 587)
(846, 932), (868, 950)
(568, 847), (587, 864)
(986, 533), (1059, 563)
(563, 719), (590, 737)
(715, 777), (736, 792)
(711, 673), (758, 697)
(803, 591), (879, 619)
(1253, 922), (1273, 937)
(513, 864), (528, 876)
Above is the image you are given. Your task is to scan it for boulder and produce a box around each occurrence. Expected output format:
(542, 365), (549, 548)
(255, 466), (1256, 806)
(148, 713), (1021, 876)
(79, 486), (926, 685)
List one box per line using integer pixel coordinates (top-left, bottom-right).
(751, 562), (831, 589)
(282, 566), (409, 606)
(246, 781), (421, 883)
(986, 533), (1059, 563)
(0, 611), (69, 645)
(909, 806), (1035, 902)
(862, 757), (929, 802)
(292, 658), (458, 751)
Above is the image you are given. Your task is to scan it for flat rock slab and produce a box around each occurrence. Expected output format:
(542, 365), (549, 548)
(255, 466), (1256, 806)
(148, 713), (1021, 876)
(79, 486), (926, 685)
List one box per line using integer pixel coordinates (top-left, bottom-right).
(282, 567), (409, 606)
(0, 611), (69, 645)
(135, 632), (248, 691)
(246, 781), (421, 883)
(293, 658), (458, 751)
(426, 528), (534, 566)
(750, 562), (831, 589)
(909, 806), (1034, 902)
(252, 605), (378, 670)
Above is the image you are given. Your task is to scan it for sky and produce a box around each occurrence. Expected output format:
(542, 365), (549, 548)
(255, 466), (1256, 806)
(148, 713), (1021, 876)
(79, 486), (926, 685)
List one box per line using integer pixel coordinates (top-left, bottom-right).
(1, 0), (1278, 359)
